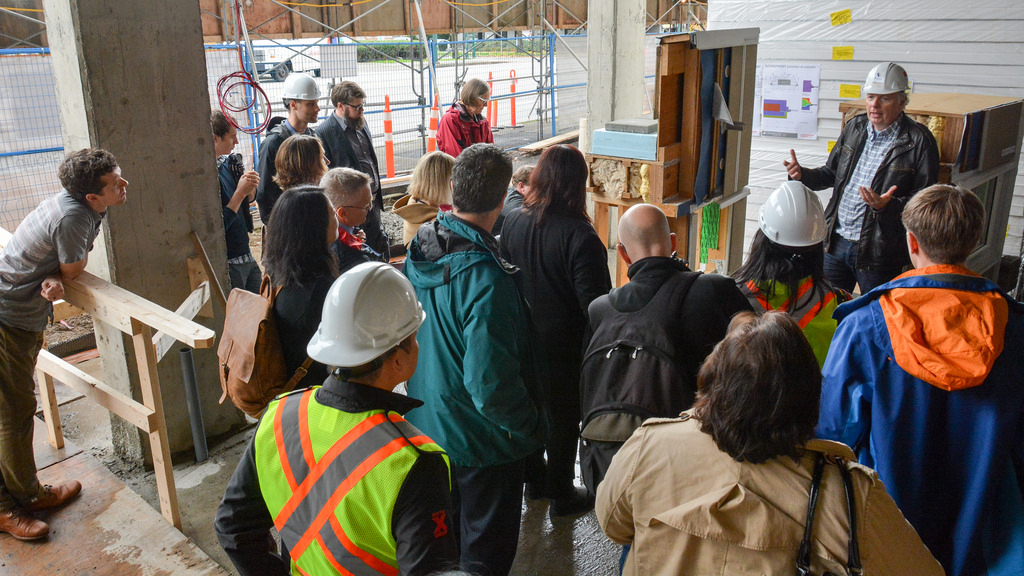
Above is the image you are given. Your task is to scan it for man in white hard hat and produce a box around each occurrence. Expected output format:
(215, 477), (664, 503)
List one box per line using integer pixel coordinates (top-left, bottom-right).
(316, 81), (390, 260)
(784, 62), (939, 294)
(215, 262), (458, 576)
(256, 72), (321, 224)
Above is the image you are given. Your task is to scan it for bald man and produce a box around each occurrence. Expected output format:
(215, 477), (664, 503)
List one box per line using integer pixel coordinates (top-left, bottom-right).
(579, 204), (752, 495)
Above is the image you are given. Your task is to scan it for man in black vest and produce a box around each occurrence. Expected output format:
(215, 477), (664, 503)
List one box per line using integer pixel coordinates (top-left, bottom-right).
(316, 81), (390, 260)
(580, 204), (751, 494)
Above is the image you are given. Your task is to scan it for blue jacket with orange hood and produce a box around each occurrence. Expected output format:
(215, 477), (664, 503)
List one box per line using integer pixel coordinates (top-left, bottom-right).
(818, 265), (1024, 576)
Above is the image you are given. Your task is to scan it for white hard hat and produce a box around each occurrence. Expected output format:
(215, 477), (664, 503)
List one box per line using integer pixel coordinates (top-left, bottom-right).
(282, 72), (320, 101)
(307, 262), (425, 368)
(863, 62), (909, 95)
(759, 181), (827, 248)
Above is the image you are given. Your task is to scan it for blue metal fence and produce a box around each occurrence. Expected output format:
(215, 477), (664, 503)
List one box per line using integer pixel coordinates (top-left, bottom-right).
(0, 35), (588, 230)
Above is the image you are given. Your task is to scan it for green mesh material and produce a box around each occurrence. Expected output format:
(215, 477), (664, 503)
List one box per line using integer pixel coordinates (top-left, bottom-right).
(254, 390), (447, 575)
(700, 201), (721, 263)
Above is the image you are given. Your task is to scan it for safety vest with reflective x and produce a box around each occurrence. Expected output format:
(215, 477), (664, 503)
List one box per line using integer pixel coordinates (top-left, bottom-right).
(254, 387), (448, 576)
(742, 277), (845, 368)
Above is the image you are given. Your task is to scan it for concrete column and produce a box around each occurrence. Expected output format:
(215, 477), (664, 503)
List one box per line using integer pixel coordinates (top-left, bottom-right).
(585, 0), (646, 152)
(43, 0), (246, 462)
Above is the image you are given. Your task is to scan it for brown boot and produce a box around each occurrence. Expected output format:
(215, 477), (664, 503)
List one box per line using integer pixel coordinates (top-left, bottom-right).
(24, 481), (82, 512)
(0, 509), (49, 541)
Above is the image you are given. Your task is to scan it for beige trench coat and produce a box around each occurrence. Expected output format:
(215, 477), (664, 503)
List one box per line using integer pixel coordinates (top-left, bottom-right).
(596, 415), (944, 576)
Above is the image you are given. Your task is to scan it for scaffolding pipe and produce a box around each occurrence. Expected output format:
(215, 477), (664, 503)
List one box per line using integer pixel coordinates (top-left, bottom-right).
(412, 0), (441, 107)
(178, 348), (209, 463)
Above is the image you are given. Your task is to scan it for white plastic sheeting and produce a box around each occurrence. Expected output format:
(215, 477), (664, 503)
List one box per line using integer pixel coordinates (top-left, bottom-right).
(708, 0), (1024, 258)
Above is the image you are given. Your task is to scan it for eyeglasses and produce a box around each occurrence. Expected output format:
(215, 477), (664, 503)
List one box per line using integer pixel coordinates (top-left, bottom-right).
(344, 102), (365, 111)
(341, 203), (372, 212)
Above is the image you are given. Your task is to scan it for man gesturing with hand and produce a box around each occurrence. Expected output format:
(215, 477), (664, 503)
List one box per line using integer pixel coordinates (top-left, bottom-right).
(784, 62), (938, 294)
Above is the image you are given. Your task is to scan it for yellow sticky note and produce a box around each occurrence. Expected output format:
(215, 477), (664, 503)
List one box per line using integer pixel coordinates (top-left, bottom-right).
(839, 84), (861, 99)
(832, 46), (854, 60)
(830, 9), (853, 26)
(828, 140), (837, 153)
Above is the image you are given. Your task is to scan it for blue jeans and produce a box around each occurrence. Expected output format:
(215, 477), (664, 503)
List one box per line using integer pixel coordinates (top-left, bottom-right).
(824, 234), (903, 295)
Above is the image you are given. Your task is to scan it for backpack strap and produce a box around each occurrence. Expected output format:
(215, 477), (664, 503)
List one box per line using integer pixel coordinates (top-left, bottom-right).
(796, 453), (862, 576)
(261, 274), (315, 393)
(796, 453), (827, 576)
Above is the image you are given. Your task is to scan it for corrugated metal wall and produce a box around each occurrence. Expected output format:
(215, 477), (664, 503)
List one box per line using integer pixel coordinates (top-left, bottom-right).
(708, 0), (1024, 259)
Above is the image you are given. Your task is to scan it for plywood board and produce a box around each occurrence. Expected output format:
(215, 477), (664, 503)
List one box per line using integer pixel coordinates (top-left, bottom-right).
(0, 448), (227, 575)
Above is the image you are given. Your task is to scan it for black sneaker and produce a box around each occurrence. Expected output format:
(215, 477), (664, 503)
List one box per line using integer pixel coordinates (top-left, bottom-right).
(549, 487), (594, 517)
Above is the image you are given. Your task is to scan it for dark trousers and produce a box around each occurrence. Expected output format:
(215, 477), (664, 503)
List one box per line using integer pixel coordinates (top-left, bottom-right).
(362, 202), (391, 261)
(825, 234), (903, 295)
(452, 459), (525, 576)
(0, 320), (44, 512)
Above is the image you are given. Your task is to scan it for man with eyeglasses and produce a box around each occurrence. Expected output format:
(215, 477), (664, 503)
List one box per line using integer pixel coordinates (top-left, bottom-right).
(316, 81), (390, 260)
(320, 167), (384, 275)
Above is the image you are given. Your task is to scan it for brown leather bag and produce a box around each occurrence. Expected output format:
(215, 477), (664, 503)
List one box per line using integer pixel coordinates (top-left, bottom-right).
(217, 275), (312, 418)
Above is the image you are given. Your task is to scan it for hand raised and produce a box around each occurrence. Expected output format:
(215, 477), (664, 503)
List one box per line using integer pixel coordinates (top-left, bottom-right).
(858, 185), (897, 210)
(783, 149), (802, 180)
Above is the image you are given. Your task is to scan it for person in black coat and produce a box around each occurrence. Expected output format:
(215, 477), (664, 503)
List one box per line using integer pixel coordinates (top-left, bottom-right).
(499, 145), (612, 516)
(261, 186), (339, 391)
(315, 81), (390, 260)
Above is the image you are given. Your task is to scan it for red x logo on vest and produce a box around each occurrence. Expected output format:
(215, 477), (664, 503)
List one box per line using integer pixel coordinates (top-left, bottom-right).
(432, 511), (448, 539)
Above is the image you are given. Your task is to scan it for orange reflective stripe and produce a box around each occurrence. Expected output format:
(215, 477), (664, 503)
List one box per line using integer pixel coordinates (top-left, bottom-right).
(745, 280), (771, 311)
(274, 393), (300, 491)
(274, 413), (391, 531)
(796, 289), (835, 329)
(327, 514), (399, 576)
(318, 533), (358, 576)
(749, 278), (816, 315)
(299, 391), (315, 471)
(291, 433), (411, 558)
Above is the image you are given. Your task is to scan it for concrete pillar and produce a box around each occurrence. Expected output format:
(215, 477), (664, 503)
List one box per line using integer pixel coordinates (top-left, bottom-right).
(43, 0), (246, 463)
(585, 0), (646, 152)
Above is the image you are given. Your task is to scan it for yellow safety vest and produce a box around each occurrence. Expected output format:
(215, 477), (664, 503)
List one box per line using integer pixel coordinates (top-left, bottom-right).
(254, 387), (448, 576)
(743, 278), (843, 368)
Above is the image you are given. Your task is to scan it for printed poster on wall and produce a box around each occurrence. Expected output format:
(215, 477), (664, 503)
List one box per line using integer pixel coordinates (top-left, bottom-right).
(754, 63), (821, 140)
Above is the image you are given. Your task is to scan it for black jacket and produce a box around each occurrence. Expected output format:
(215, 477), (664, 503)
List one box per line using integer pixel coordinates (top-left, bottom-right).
(594, 257), (753, 383)
(800, 113), (939, 272)
(214, 376), (458, 576)
(315, 114), (390, 259)
(330, 238), (377, 276)
(273, 274), (334, 390)
(255, 122), (315, 224)
(498, 209), (611, 398)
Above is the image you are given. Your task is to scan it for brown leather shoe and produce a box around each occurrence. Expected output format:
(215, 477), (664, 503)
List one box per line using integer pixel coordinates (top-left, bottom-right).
(0, 509), (49, 541)
(24, 481), (82, 512)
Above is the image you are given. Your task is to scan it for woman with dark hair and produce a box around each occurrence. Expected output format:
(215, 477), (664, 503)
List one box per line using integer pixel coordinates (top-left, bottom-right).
(499, 145), (612, 516)
(262, 185), (339, 390)
(733, 181), (848, 367)
(435, 78), (494, 158)
(596, 311), (942, 576)
(274, 134), (329, 192)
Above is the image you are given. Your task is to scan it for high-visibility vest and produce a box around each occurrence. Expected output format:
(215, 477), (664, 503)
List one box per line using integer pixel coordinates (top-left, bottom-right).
(741, 277), (843, 368)
(254, 387), (449, 576)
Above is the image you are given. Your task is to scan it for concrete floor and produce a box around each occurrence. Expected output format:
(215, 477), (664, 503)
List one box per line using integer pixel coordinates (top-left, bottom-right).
(51, 363), (622, 576)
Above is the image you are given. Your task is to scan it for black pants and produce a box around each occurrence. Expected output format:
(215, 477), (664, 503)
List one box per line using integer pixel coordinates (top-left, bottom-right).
(452, 459), (525, 576)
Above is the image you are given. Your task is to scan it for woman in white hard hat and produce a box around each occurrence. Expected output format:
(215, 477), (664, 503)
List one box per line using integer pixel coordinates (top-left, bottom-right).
(733, 181), (849, 367)
(216, 262), (460, 576)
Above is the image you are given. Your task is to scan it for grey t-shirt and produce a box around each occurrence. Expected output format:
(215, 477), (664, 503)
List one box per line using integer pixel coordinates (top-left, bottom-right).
(0, 190), (104, 332)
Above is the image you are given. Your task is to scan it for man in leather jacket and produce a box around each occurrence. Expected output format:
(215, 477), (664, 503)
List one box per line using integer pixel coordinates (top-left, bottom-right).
(784, 62), (939, 294)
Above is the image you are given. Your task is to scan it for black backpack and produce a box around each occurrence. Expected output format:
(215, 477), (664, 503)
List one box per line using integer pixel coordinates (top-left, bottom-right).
(579, 271), (700, 495)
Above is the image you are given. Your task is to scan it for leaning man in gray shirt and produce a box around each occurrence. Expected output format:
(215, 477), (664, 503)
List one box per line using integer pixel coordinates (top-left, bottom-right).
(0, 148), (128, 541)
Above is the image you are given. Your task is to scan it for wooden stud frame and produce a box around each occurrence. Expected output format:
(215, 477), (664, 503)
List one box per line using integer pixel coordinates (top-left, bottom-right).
(1, 227), (217, 530)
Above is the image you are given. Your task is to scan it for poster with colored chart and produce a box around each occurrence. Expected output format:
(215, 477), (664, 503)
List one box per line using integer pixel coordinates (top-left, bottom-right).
(757, 64), (820, 140)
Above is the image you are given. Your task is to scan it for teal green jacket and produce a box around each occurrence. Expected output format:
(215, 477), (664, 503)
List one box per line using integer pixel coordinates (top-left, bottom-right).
(403, 211), (548, 467)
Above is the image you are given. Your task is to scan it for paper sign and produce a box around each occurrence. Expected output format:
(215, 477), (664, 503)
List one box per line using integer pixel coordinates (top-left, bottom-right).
(839, 84), (861, 99)
(830, 9), (853, 26)
(828, 140), (837, 153)
(832, 46), (854, 60)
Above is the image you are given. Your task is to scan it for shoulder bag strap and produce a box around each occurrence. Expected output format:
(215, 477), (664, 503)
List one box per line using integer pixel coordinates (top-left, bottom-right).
(835, 458), (862, 576)
(796, 453), (827, 576)
(262, 275), (315, 392)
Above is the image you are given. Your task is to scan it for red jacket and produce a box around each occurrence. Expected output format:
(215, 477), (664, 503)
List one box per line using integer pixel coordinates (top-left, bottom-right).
(436, 102), (493, 157)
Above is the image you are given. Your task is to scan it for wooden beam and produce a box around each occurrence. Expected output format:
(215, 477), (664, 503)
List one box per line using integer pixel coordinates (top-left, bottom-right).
(186, 257), (214, 318)
(132, 326), (181, 530)
(61, 272), (215, 349)
(35, 349), (156, 432)
(153, 282), (211, 362)
(189, 231), (228, 310)
(519, 129), (580, 153)
(36, 367), (64, 450)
